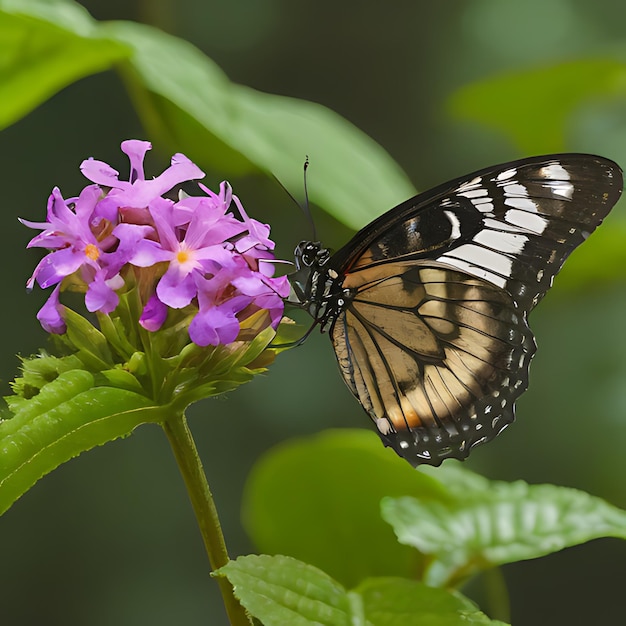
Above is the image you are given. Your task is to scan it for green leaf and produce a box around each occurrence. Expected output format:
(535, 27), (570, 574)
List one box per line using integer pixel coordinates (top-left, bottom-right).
(382, 464), (626, 587)
(1, 1), (414, 227)
(7, 352), (84, 410)
(0, 0), (130, 129)
(100, 20), (415, 229)
(448, 59), (626, 153)
(242, 429), (449, 587)
(355, 577), (508, 626)
(0, 302), (280, 515)
(0, 367), (162, 515)
(217, 555), (353, 626)
(216, 554), (508, 626)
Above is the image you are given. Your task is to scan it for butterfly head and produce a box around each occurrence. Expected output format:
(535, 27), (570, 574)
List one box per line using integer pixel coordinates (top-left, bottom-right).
(294, 240), (331, 270)
(288, 241), (330, 304)
(287, 240), (350, 333)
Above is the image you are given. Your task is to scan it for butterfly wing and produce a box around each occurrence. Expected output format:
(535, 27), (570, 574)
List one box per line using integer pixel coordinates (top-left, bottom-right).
(328, 154), (622, 465)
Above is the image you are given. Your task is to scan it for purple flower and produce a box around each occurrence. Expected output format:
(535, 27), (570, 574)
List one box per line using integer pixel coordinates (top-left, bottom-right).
(80, 140), (204, 214)
(22, 185), (124, 315)
(139, 293), (168, 332)
(119, 195), (246, 311)
(23, 140), (287, 347)
(36, 285), (65, 334)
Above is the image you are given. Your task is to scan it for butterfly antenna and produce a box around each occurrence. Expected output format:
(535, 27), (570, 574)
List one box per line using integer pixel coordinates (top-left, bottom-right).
(302, 156), (317, 241)
(272, 157), (317, 241)
(269, 317), (319, 349)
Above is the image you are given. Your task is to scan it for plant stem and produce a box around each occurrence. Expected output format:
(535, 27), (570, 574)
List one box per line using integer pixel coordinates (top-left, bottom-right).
(482, 566), (511, 624)
(163, 412), (251, 626)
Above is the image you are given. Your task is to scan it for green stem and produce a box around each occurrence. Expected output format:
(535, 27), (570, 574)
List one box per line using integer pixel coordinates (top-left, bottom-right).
(163, 412), (251, 626)
(481, 566), (511, 624)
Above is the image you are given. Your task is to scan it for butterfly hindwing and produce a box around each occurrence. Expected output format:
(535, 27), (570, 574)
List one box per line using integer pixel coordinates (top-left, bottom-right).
(331, 262), (535, 465)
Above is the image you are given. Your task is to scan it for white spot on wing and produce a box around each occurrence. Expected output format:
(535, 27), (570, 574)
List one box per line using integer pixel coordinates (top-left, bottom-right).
(549, 180), (574, 199)
(376, 418), (392, 435)
(505, 208), (549, 234)
(458, 176), (482, 191)
(503, 183), (529, 197)
(496, 168), (517, 181)
(443, 210), (462, 240)
(505, 196), (538, 211)
(449, 244), (513, 276)
(441, 244), (512, 287)
(473, 229), (528, 254)
(537, 164), (574, 198)
(541, 163), (571, 180)
(483, 218), (527, 232)
(459, 188), (489, 199)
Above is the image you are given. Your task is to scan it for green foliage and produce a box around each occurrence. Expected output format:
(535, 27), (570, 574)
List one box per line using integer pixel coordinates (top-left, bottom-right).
(242, 429), (448, 587)
(449, 59), (626, 154)
(0, 0), (415, 230)
(216, 554), (506, 626)
(383, 464), (626, 587)
(243, 429), (626, 612)
(0, 0), (129, 129)
(2, 1), (626, 624)
(0, 363), (160, 516)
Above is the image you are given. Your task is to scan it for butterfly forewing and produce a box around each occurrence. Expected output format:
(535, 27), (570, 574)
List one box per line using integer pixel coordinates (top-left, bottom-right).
(297, 154), (622, 466)
(332, 155), (622, 310)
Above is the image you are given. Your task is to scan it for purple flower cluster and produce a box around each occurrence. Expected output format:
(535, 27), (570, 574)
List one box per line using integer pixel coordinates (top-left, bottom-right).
(23, 140), (289, 346)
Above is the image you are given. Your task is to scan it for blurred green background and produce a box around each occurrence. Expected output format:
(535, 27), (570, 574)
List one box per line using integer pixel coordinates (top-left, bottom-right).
(1, 1), (625, 624)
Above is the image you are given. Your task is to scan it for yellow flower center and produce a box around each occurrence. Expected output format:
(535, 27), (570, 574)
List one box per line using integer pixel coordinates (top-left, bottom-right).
(84, 243), (100, 261)
(176, 249), (191, 264)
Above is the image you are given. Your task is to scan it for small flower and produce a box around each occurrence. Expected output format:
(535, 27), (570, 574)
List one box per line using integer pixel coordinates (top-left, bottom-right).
(36, 284), (65, 334)
(21, 185), (126, 315)
(23, 140), (288, 348)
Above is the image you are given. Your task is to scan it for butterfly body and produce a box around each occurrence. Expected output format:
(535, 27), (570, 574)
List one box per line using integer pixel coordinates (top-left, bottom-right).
(291, 154), (622, 466)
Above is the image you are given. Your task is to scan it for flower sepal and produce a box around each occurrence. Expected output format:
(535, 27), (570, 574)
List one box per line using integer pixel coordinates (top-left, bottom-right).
(56, 306), (115, 371)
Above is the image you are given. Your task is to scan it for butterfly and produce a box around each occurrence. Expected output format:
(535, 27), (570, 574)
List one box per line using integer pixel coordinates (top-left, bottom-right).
(288, 154), (623, 466)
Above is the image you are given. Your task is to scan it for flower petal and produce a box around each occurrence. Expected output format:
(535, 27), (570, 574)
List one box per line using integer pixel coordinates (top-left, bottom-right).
(33, 248), (85, 289)
(140, 293), (168, 331)
(157, 268), (198, 309)
(80, 158), (125, 188)
(37, 285), (66, 334)
(189, 304), (242, 347)
(85, 273), (120, 313)
(121, 139), (151, 182)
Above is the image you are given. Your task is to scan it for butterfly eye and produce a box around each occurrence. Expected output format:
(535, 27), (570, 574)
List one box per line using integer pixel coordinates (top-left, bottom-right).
(295, 241), (325, 267)
(315, 248), (331, 266)
(293, 241), (313, 267)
